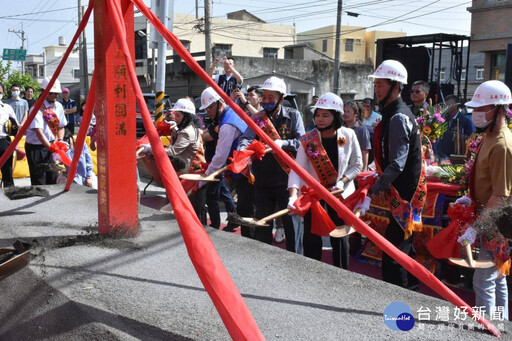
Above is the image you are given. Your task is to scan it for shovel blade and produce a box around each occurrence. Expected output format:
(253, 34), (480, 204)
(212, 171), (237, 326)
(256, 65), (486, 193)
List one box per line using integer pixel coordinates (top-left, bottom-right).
(0, 251), (32, 281)
(448, 257), (496, 269)
(179, 173), (219, 182)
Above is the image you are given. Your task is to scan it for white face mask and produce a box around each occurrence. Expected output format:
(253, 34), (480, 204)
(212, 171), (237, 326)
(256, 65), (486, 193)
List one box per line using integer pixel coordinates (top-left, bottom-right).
(472, 108), (494, 129)
(11, 90), (20, 97)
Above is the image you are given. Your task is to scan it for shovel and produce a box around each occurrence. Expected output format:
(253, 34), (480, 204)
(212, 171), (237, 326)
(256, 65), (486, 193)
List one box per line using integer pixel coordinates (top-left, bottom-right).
(0, 250), (32, 281)
(179, 166), (224, 182)
(228, 188), (344, 228)
(179, 148), (272, 182)
(329, 208), (371, 238)
(448, 240), (495, 269)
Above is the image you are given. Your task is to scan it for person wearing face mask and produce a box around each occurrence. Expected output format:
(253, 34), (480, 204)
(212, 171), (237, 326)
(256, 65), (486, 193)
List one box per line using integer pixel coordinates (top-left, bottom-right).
(238, 76), (305, 251)
(366, 60), (426, 291)
(25, 76), (67, 185)
(5, 83), (29, 127)
(454, 80), (512, 320)
(288, 93), (362, 268)
(0, 82), (22, 187)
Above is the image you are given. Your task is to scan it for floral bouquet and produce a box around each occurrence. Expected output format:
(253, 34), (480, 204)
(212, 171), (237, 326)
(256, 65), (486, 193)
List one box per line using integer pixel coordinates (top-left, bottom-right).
(416, 103), (452, 143)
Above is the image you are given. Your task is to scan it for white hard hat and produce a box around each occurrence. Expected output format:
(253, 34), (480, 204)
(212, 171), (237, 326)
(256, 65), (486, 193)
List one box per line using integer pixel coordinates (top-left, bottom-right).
(40, 76), (62, 93)
(261, 76), (287, 95)
(199, 87), (221, 110)
(368, 60), (408, 84)
(172, 98), (196, 115)
(312, 92), (344, 114)
(465, 80), (512, 108)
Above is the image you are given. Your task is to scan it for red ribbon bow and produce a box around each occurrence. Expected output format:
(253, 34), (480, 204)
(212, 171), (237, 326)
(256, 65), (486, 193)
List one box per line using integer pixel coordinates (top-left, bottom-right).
(49, 141), (72, 166)
(227, 140), (267, 174)
(291, 186), (335, 236)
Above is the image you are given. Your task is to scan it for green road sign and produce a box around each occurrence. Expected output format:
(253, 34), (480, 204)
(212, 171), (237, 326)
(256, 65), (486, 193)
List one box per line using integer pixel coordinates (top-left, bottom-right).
(2, 49), (27, 61)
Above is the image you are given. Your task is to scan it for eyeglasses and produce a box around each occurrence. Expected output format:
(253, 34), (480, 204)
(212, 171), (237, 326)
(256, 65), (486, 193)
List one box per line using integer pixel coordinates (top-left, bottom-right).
(409, 90), (423, 94)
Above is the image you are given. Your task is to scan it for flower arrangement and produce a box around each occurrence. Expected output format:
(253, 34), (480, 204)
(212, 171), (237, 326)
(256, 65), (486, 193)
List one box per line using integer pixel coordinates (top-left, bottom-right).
(337, 136), (346, 147)
(507, 109), (512, 133)
(459, 133), (484, 195)
(305, 141), (320, 159)
(416, 103), (452, 143)
(42, 108), (60, 137)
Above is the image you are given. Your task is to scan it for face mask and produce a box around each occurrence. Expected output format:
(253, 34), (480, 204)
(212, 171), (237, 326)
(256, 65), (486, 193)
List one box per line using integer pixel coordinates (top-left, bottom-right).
(0, 94), (3, 101)
(261, 102), (277, 114)
(12, 91), (20, 97)
(472, 108), (494, 129)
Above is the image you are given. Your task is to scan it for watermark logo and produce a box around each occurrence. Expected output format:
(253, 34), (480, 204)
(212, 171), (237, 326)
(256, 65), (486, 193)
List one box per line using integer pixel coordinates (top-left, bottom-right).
(383, 302), (415, 331)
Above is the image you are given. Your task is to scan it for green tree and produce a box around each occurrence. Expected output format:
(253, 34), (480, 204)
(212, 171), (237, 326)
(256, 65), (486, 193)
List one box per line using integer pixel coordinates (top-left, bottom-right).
(0, 61), (40, 99)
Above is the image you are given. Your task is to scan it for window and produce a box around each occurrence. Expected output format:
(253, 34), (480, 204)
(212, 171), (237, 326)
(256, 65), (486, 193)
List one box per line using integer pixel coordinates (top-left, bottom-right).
(38, 65), (44, 77)
(213, 44), (232, 56)
(135, 30), (147, 60)
(439, 69), (445, 81)
(284, 48), (294, 59)
(492, 52), (506, 81)
(180, 40), (191, 52)
(322, 39), (328, 52)
(345, 39), (354, 52)
(73, 68), (80, 79)
(263, 48), (278, 59)
(461, 69), (466, 81)
(435, 68), (445, 81)
(476, 68), (484, 80)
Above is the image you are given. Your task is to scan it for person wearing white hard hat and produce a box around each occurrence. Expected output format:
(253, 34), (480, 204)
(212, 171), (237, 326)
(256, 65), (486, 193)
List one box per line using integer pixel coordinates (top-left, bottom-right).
(25, 76), (67, 185)
(365, 59), (425, 290)
(199, 87), (247, 229)
(455, 80), (512, 320)
(288, 93), (362, 268)
(237, 76), (305, 251)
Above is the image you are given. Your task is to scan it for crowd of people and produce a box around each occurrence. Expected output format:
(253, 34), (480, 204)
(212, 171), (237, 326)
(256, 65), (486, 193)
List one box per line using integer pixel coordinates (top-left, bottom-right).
(139, 58), (511, 320)
(0, 57), (510, 320)
(0, 76), (94, 189)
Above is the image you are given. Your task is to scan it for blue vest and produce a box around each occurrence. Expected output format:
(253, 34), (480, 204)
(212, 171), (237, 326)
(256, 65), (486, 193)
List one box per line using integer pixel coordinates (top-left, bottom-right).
(219, 106), (247, 154)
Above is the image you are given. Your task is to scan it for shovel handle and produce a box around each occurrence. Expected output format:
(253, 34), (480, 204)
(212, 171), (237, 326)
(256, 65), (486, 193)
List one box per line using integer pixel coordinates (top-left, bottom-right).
(259, 208), (291, 224)
(258, 187), (345, 224)
(463, 241), (475, 268)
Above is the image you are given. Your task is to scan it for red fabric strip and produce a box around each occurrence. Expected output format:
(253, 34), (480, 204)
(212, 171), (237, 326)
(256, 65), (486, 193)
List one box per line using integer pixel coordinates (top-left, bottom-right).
(109, 1), (263, 339)
(0, 3), (93, 171)
(130, 0), (501, 336)
(65, 76), (97, 191)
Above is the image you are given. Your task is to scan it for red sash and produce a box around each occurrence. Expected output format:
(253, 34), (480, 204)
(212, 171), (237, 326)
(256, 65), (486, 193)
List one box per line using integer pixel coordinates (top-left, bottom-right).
(373, 122), (427, 239)
(299, 129), (338, 188)
(181, 138), (207, 194)
(41, 105), (60, 138)
(251, 112), (293, 173)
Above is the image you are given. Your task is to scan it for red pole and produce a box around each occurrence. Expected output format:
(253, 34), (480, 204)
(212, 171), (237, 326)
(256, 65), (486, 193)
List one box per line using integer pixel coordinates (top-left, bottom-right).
(94, 0), (138, 236)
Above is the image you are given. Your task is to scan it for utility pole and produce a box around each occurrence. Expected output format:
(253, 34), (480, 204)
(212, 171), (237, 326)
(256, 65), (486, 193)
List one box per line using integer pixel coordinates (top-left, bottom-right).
(8, 25), (27, 74)
(204, 0), (212, 71)
(78, 0), (89, 100)
(154, 0), (174, 125)
(333, 0), (343, 95)
(195, 0), (199, 19)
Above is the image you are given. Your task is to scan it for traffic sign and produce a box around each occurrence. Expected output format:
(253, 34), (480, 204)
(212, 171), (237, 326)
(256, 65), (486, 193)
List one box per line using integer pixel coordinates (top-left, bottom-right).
(2, 49), (27, 61)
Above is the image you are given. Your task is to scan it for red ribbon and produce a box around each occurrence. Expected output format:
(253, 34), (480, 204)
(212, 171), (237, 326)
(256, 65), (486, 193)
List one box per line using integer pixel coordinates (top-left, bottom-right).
(49, 141), (72, 166)
(427, 204), (476, 260)
(227, 140), (266, 174)
(291, 186), (335, 236)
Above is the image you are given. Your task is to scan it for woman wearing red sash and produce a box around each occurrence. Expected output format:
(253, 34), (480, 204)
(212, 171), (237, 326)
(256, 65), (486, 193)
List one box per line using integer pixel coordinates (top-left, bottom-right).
(288, 93), (363, 269)
(141, 99), (207, 223)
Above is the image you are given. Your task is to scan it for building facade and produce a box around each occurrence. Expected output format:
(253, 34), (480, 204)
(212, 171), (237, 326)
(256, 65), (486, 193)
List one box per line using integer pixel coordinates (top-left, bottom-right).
(468, 0), (512, 81)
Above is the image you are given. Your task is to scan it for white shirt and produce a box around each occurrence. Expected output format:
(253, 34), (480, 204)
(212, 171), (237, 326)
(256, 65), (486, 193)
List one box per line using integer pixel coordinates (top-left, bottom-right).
(0, 102), (18, 138)
(26, 100), (67, 145)
(288, 127), (363, 198)
(205, 124), (242, 175)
